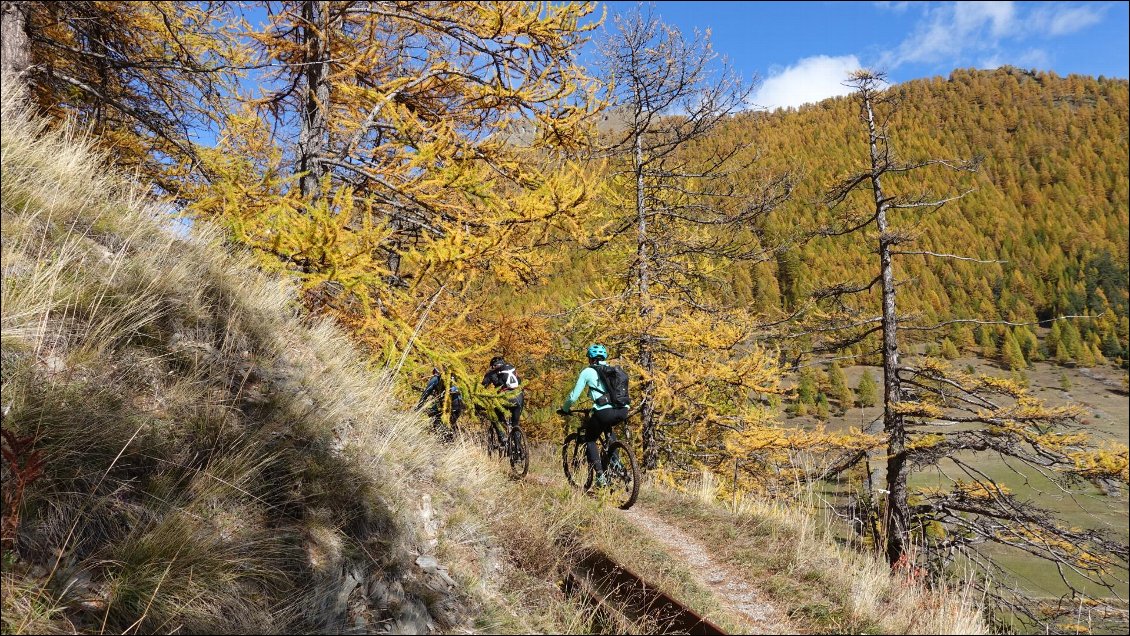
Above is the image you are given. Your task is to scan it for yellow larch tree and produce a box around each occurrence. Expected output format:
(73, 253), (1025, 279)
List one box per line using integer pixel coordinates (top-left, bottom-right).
(2, 1), (246, 194)
(188, 2), (606, 410)
(555, 6), (852, 483)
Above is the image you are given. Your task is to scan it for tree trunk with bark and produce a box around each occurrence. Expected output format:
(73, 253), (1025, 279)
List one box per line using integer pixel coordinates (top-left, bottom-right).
(859, 83), (910, 567)
(635, 125), (658, 470)
(296, 0), (331, 200)
(1, 1), (30, 83)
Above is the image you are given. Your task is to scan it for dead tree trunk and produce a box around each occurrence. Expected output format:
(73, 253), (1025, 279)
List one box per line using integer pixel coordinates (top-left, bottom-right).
(1, 1), (30, 83)
(635, 122), (658, 470)
(858, 80), (910, 568)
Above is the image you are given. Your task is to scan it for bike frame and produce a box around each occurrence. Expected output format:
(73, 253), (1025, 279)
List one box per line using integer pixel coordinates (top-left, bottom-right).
(564, 410), (629, 462)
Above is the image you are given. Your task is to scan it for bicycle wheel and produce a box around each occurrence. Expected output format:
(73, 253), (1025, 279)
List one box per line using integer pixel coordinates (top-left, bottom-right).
(485, 424), (501, 458)
(604, 441), (640, 510)
(509, 427), (529, 478)
(561, 433), (590, 489)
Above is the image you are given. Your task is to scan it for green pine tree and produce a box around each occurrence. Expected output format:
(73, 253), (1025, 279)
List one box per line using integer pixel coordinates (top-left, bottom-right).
(1048, 320), (1063, 360)
(977, 326), (997, 358)
(856, 370), (878, 408)
(1003, 330), (1027, 371)
(1016, 326), (1040, 362)
(1060, 321), (1083, 362)
(797, 369), (817, 405)
(827, 363), (853, 412)
(815, 393), (831, 420)
(941, 338), (960, 360)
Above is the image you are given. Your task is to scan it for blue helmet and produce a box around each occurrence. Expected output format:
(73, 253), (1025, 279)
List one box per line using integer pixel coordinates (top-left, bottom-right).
(587, 344), (607, 360)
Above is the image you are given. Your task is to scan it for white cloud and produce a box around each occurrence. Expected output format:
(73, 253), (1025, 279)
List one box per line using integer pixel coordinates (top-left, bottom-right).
(751, 55), (863, 111)
(959, 2), (1015, 38)
(874, 1), (911, 12)
(1029, 4), (1104, 36)
(882, 1), (1107, 71)
(884, 2), (1016, 68)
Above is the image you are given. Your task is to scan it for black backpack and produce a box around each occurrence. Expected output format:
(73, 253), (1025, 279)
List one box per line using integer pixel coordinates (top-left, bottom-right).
(591, 364), (630, 409)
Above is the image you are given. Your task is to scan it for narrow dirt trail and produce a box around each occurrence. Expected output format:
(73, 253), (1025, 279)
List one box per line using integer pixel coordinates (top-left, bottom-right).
(620, 504), (796, 635)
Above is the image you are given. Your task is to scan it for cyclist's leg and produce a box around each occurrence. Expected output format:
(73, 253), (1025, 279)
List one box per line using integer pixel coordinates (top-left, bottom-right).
(590, 408), (628, 467)
(450, 406), (463, 435)
(505, 397), (525, 458)
(582, 412), (605, 473)
(427, 401), (443, 432)
(508, 391), (524, 430)
(492, 406), (508, 445)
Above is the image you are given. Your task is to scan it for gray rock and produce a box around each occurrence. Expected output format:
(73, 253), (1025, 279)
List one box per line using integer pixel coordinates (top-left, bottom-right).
(415, 555), (440, 573)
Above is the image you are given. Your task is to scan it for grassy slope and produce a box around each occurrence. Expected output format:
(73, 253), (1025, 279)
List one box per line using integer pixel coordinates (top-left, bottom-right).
(0, 78), (608, 634)
(513, 442), (987, 635)
(628, 483), (986, 635)
(0, 76), (447, 633)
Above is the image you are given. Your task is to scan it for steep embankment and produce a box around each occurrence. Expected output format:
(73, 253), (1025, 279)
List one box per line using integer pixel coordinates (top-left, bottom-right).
(0, 76), (621, 634)
(0, 77), (490, 632)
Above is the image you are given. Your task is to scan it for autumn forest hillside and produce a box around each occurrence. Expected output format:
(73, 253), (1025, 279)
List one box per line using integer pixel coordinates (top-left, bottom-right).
(759, 68), (1127, 359)
(549, 67), (1129, 372)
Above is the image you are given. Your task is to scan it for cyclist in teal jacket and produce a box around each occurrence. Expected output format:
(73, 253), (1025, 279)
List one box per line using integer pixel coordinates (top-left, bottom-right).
(558, 344), (629, 485)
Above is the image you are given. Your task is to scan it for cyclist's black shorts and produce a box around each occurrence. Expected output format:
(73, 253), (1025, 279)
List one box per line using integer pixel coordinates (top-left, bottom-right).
(582, 407), (628, 443)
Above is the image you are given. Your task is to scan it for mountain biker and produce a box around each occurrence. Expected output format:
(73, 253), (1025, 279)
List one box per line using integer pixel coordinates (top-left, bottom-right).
(557, 344), (630, 487)
(482, 355), (524, 447)
(448, 375), (466, 435)
(416, 367), (446, 434)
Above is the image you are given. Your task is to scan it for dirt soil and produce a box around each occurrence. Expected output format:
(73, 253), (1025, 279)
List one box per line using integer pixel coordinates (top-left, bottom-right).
(620, 504), (796, 634)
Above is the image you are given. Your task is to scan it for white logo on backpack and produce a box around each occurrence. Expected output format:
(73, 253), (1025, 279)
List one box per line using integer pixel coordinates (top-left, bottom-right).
(500, 368), (519, 389)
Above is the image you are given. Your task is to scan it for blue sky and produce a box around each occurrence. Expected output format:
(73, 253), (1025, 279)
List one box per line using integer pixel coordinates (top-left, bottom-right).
(204, 1), (1128, 144)
(592, 1), (1130, 110)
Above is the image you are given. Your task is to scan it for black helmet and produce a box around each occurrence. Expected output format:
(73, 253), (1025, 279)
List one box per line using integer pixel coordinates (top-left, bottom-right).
(489, 355), (504, 368)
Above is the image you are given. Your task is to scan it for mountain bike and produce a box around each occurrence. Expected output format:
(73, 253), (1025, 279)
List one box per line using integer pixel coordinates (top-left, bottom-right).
(559, 409), (639, 509)
(484, 413), (529, 478)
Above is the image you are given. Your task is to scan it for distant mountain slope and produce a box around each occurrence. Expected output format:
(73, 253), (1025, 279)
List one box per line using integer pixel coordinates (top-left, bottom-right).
(735, 67), (1128, 362)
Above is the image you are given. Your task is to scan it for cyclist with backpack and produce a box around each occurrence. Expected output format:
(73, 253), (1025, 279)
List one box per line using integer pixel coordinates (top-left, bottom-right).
(556, 344), (631, 487)
(482, 355), (524, 447)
